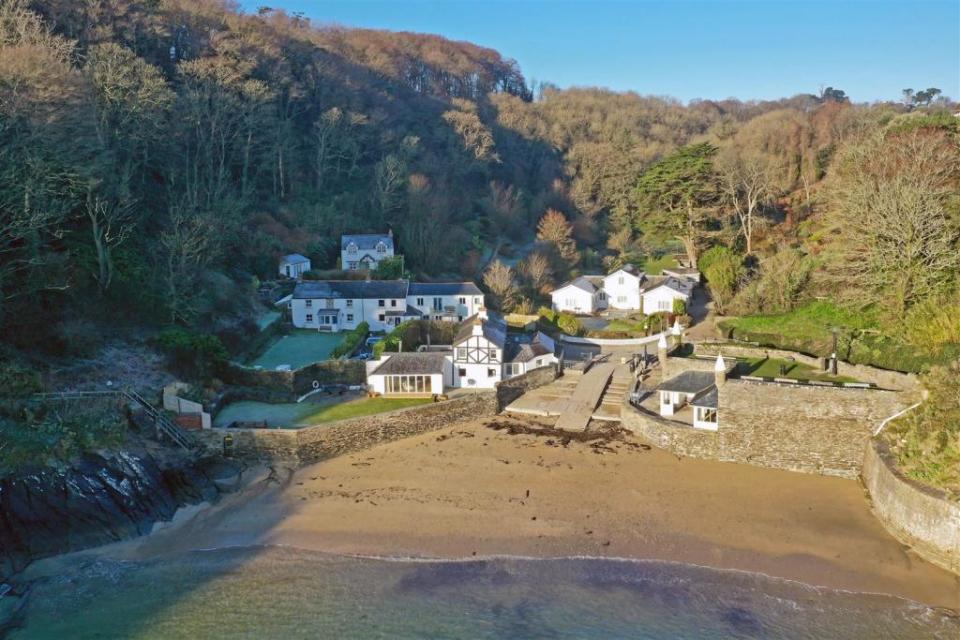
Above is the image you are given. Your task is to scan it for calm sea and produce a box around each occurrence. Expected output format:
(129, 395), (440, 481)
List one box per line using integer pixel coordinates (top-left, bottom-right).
(10, 547), (958, 639)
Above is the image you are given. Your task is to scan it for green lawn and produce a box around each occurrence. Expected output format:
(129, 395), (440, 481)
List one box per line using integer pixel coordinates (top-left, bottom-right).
(721, 301), (877, 340)
(639, 254), (679, 275)
(604, 317), (648, 334)
(249, 329), (346, 370)
(213, 396), (433, 429)
(736, 357), (858, 383)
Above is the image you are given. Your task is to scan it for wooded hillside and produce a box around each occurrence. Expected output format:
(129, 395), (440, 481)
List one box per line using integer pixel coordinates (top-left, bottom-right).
(1, 0), (957, 368)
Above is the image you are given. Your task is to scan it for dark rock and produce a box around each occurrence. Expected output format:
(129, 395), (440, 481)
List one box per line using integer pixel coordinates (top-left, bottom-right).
(0, 451), (228, 582)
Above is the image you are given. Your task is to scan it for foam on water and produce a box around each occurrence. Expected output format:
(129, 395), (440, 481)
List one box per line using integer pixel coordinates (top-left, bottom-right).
(11, 546), (960, 639)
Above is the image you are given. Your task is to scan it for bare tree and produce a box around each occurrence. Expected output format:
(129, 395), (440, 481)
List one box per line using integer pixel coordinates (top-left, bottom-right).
(536, 208), (577, 264)
(85, 192), (133, 294)
(482, 259), (517, 311)
(718, 150), (778, 255)
(160, 208), (219, 324)
(522, 251), (551, 293)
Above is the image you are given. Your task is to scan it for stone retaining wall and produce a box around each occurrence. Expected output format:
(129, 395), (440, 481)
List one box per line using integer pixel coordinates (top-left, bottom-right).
(193, 392), (497, 465)
(861, 439), (960, 574)
(218, 359), (366, 394)
(623, 380), (907, 478)
(692, 342), (917, 391)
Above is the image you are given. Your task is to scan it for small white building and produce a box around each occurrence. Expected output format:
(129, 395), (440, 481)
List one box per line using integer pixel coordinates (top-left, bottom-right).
(279, 253), (311, 279)
(603, 264), (645, 310)
(366, 352), (451, 396)
(551, 276), (606, 314)
(640, 277), (694, 314)
(655, 370), (715, 417)
(341, 232), (395, 271)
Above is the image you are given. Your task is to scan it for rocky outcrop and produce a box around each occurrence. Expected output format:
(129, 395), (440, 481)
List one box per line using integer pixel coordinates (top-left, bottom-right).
(0, 451), (232, 581)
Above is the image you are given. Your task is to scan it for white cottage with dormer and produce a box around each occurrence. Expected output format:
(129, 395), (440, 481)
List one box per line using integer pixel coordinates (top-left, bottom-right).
(341, 232), (395, 271)
(603, 264), (645, 310)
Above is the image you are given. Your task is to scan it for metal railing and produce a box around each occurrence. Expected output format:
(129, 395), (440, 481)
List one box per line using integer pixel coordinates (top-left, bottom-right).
(29, 388), (193, 450)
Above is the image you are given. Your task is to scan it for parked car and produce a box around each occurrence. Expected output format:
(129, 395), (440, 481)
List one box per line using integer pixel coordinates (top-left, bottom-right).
(365, 336), (383, 347)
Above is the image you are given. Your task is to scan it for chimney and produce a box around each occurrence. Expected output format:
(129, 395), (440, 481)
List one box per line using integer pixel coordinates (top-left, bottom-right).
(387, 228), (393, 238)
(472, 310), (487, 337)
(671, 318), (683, 348)
(715, 352), (727, 386)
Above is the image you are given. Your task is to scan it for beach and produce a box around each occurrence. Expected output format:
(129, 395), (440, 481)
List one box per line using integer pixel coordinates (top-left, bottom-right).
(44, 416), (960, 611)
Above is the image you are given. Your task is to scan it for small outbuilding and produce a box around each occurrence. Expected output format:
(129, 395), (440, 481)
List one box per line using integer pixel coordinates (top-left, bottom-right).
(655, 370), (715, 417)
(279, 253), (311, 279)
(367, 351), (451, 396)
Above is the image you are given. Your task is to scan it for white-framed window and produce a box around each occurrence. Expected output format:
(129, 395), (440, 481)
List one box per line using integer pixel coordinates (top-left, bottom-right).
(346, 314), (354, 322)
(488, 349), (498, 362)
(305, 299), (313, 307)
(505, 363), (521, 377)
(474, 297), (481, 306)
(458, 368), (467, 377)
(456, 347), (468, 361)
(417, 297), (424, 306)
(487, 368), (497, 377)
(658, 299), (670, 311)
(347, 243), (357, 254)
(565, 298), (574, 307)
(385, 374), (432, 394)
(379, 299), (385, 307)
(346, 299), (353, 308)
(459, 297), (466, 304)
(536, 358), (543, 366)
(618, 276), (624, 284)
(376, 242), (387, 254)
(390, 300), (397, 307)
(379, 314), (385, 322)
(617, 296), (626, 303)
(306, 314), (313, 323)
(348, 261), (358, 270)
(698, 407), (718, 423)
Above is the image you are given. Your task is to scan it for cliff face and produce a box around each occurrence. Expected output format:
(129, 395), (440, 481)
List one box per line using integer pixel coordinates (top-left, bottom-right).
(0, 451), (229, 581)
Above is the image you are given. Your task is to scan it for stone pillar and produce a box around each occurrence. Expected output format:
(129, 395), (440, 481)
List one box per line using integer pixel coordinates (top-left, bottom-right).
(672, 318), (683, 350)
(715, 352), (727, 386)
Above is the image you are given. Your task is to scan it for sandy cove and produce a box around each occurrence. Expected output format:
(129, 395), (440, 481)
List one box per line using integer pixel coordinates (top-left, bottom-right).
(54, 417), (960, 611)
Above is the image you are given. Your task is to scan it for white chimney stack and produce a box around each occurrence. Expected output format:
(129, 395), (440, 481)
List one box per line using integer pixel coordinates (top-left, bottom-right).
(715, 352), (727, 385)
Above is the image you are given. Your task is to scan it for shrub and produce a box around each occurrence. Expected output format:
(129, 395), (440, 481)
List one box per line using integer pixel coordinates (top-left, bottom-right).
(331, 322), (370, 358)
(155, 329), (228, 381)
(672, 298), (686, 315)
(0, 361), (42, 398)
(536, 306), (584, 336)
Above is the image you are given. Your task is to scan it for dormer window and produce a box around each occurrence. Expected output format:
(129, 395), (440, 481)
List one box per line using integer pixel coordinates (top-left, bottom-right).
(376, 242), (387, 254)
(347, 242), (357, 254)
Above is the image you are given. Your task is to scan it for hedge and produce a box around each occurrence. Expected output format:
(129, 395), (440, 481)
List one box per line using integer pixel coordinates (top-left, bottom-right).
(331, 322), (369, 359)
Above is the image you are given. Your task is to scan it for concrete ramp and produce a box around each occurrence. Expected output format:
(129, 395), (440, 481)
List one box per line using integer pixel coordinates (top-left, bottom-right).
(553, 362), (616, 432)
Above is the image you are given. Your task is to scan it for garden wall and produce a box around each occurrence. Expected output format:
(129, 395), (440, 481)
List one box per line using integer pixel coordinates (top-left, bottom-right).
(862, 438), (960, 574)
(193, 392), (498, 465)
(692, 342), (918, 391)
(218, 359), (366, 394)
(623, 380), (908, 478)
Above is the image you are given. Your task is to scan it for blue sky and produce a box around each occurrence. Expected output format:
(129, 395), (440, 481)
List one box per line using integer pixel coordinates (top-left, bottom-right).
(240, 1), (960, 103)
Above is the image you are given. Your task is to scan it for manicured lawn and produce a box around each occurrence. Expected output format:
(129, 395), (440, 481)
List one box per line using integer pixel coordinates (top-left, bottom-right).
(604, 317), (648, 334)
(249, 330), (346, 370)
(721, 301), (877, 340)
(736, 357), (858, 383)
(213, 396), (433, 428)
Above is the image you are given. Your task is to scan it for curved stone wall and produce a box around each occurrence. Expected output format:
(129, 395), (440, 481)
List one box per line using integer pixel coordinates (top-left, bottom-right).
(861, 439), (960, 574)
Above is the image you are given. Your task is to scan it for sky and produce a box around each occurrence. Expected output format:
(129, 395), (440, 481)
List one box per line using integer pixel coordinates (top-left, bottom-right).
(239, 0), (960, 103)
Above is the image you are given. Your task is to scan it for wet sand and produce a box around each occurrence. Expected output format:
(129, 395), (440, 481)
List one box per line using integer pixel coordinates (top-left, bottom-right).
(56, 417), (960, 610)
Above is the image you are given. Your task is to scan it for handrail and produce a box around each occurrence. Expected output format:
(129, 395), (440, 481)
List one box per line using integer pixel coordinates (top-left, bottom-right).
(873, 402), (922, 437)
(27, 388), (193, 450)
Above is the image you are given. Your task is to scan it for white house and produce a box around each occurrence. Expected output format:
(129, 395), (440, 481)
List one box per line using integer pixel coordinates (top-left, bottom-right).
(655, 370), (715, 417)
(366, 352), (452, 396)
(341, 232), (395, 271)
(603, 264), (645, 310)
(291, 280), (413, 332)
(551, 276), (606, 314)
(408, 282), (484, 322)
(450, 311), (558, 389)
(279, 253), (311, 279)
(662, 267), (701, 284)
(640, 277), (694, 314)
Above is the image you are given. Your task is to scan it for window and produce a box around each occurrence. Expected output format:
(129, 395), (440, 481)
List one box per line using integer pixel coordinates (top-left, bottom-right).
(658, 299), (670, 311)
(458, 368), (467, 377)
(305, 299), (312, 307)
(346, 299), (353, 308)
(536, 358), (543, 367)
(459, 297), (466, 304)
(347, 243), (357, 254)
(416, 297), (424, 306)
(488, 349), (498, 362)
(379, 299), (385, 307)
(347, 314), (354, 322)
(565, 298), (574, 307)
(661, 391), (671, 405)
(458, 316), (463, 322)
(617, 296), (626, 303)
(474, 297), (481, 306)
(487, 368), (497, 377)
(456, 348), (468, 360)
(699, 408), (718, 423)
(390, 299), (397, 307)
(385, 375), (432, 394)
(618, 276), (624, 285)
(330, 315), (338, 325)
(433, 297), (442, 311)
(379, 314), (385, 322)
(306, 314), (313, 323)
(376, 242), (386, 254)
(348, 261), (358, 270)
(505, 363), (521, 377)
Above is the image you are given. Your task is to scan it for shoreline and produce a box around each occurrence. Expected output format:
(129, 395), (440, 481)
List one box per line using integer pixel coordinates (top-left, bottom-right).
(21, 417), (960, 612)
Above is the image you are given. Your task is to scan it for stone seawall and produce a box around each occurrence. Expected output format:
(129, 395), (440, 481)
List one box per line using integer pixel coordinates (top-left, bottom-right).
(194, 392), (497, 465)
(623, 380), (907, 478)
(862, 439), (960, 574)
(218, 359), (366, 394)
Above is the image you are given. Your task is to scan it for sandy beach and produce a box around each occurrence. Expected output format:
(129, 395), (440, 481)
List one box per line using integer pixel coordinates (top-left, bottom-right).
(49, 417), (960, 611)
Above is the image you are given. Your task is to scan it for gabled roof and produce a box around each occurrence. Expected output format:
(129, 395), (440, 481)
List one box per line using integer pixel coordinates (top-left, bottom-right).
(606, 263), (641, 277)
(280, 253), (309, 265)
(453, 312), (507, 347)
(370, 352), (447, 376)
(656, 371), (715, 395)
(342, 233), (395, 252)
(409, 282), (483, 296)
(293, 280), (408, 300)
(553, 276), (597, 295)
(504, 338), (553, 363)
(690, 385), (718, 409)
(640, 276), (692, 296)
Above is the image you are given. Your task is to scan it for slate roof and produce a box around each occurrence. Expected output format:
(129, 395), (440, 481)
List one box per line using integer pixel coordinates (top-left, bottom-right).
(280, 253), (309, 265)
(453, 312), (507, 347)
(690, 385), (718, 409)
(409, 282), (483, 296)
(292, 280), (408, 300)
(607, 263), (640, 276)
(504, 339), (553, 363)
(656, 371), (716, 395)
(369, 352), (447, 376)
(554, 276), (597, 294)
(640, 276), (692, 296)
(341, 233), (395, 252)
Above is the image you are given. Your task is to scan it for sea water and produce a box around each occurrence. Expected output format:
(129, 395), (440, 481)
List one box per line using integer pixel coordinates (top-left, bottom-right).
(10, 547), (958, 639)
